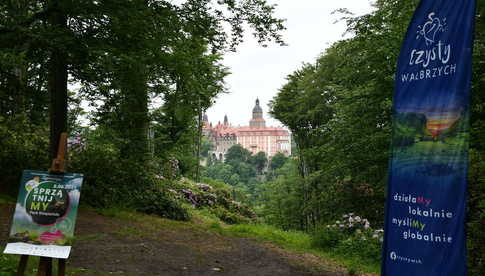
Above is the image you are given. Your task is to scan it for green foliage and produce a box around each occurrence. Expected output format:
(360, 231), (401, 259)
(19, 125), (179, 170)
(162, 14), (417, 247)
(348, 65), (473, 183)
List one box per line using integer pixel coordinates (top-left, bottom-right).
(257, 159), (305, 230)
(205, 162), (235, 184)
(0, 254), (18, 275)
(231, 162), (257, 183)
(0, 115), (49, 195)
(249, 151), (268, 174)
(200, 177), (230, 190)
(68, 127), (195, 223)
(0, 254), (95, 276)
(201, 138), (213, 158)
(269, 152), (289, 171)
(467, 150), (485, 276)
(334, 236), (382, 265)
(226, 223), (313, 250)
(134, 188), (191, 221)
(211, 206), (250, 224)
(224, 144), (252, 165)
(203, 145), (272, 204)
(312, 214), (383, 267)
(68, 127), (148, 207)
(311, 226), (345, 249)
(163, 177), (256, 224)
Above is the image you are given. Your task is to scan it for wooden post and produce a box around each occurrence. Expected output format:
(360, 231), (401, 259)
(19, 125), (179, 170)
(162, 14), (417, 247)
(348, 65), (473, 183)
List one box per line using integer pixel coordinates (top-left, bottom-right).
(45, 132), (68, 276)
(37, 257), (52, 276)
(58, 259), (66, 276)
(16, 255), (29, 276)
(49, 132), (67, 174)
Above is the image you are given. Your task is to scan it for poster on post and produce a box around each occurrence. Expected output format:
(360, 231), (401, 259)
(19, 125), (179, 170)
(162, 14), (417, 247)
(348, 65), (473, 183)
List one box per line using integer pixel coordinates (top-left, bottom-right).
(382, 0), (476, 275)
(3, 170), (83, 259)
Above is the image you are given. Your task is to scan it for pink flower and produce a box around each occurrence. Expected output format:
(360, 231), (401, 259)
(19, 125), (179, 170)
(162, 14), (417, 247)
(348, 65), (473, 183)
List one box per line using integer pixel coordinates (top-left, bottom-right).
(40, 230), (65, 244)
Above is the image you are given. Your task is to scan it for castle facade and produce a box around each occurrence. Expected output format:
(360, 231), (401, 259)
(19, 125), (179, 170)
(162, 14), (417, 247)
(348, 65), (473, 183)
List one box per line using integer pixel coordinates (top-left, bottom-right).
(203, 99), (291, 161)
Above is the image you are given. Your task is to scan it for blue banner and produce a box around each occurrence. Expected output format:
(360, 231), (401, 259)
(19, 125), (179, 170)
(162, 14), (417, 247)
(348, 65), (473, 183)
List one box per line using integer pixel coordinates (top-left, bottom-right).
(382, 1), (476, 275)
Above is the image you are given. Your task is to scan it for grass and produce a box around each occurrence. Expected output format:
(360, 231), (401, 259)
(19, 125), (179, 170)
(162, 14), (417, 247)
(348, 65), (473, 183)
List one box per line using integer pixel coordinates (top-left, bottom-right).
(74, 233), (108, 241)
(0, 254), (97, 276)
(92, 205), (226, 232)
(226, 223), (312, 249)
(115, 225), (146, 237)
(224, 223), (380, 275)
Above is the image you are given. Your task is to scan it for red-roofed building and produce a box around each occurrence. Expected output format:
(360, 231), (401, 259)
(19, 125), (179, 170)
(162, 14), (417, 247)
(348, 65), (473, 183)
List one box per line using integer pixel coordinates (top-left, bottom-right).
(203, 99), (291, 161)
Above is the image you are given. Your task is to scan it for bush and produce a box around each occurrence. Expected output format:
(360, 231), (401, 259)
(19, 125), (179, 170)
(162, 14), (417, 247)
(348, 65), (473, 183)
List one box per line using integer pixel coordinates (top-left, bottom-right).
(335, 234), (382, 264)
(134, 188), (190, 221)
(311, 225), (345, 249)
(169, 179), (256, 224)
(0, 115), (49, 196)
(311, 214), (384, 265)
(211, 206), (251, 224)
(68, 128), (162, 208)
(69, 129), (129, 207)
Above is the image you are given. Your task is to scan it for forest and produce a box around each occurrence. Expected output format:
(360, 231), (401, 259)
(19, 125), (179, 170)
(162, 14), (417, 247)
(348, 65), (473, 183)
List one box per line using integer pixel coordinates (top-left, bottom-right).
(0, 0), (483, 275)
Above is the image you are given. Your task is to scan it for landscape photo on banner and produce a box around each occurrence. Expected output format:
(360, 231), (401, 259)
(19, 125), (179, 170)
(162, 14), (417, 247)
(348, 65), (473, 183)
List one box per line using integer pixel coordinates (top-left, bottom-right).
(382, 0), (476, 275)
(3, 170), (83, 259)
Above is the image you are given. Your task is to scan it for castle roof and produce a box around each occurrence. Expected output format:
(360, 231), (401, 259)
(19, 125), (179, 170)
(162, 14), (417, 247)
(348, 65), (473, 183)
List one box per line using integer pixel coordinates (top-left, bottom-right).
(252, 98), (263, 113)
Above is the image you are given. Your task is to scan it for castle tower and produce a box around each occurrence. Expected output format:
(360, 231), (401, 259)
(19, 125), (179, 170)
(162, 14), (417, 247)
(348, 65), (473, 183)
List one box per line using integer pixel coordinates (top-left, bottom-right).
(224, 114), (229, 126)
(249, 98), (266, 128)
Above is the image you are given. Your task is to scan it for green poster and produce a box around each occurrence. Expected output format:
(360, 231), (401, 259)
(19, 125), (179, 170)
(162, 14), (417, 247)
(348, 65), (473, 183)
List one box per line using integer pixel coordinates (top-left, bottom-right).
(3, 170), (83, 259)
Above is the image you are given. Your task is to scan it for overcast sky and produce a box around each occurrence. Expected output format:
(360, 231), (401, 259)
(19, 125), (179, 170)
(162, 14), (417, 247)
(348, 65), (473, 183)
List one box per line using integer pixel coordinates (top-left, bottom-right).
(206, 0), (375, 127)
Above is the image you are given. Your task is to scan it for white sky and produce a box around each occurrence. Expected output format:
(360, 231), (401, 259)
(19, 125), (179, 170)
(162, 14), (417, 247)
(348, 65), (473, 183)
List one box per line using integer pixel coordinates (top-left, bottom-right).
(206, 0), (375, 127)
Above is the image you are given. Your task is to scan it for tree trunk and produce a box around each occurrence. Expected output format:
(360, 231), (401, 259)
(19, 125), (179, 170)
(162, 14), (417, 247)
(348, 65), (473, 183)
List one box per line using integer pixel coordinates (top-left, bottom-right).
(118, 61), (149, 164)
(195, 101), (203, 182)
(48, 0), (68, 160)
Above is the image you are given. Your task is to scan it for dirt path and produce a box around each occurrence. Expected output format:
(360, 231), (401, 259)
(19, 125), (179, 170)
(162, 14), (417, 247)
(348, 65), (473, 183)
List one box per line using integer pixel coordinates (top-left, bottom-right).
(1, 204), (346, 276)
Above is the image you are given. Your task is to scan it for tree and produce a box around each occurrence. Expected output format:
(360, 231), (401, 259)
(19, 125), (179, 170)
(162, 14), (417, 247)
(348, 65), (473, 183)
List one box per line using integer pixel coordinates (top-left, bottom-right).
(228, 173), (240, 186)
(257, 159), (305, 230)
(201, 138), (213, 158)
(269, 0), (422, 229)
(225, 144), (252, 165)
(204, 162), (234, 184)
(0, 0), (286, 201)
(232, 162), (256, 183)
(250, 151), (268, 174)
(269, 152), (288, 171)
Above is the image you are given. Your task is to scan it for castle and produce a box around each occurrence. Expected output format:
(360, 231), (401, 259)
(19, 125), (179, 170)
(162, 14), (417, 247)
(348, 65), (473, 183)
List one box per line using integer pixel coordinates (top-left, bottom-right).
(203, 99), (291, 161)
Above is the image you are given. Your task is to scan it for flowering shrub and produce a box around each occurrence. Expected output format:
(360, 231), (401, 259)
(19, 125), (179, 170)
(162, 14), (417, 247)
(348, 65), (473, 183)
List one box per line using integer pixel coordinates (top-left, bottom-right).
(169, 179), (256, 224)
(312, 213), (384, 264)
(67, 134), (85, 152)
(134, 188), (191, 221)
(328, 213), (371, 235)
